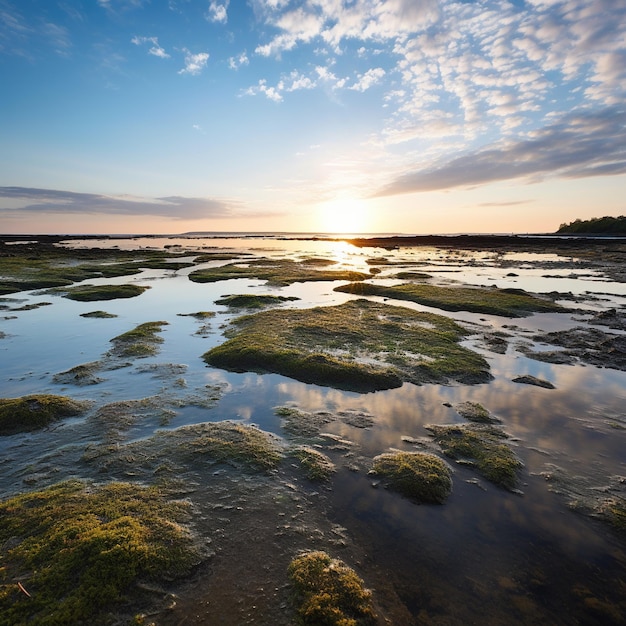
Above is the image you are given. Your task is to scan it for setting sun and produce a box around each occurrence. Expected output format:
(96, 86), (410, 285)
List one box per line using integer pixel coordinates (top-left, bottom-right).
(317, 197), (370, 234)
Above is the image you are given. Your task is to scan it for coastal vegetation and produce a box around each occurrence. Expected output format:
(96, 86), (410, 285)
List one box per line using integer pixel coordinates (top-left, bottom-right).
(335, 282), (563, 317)
(0, 394), (89, 435)
(370, 451), (452, 503)
(288, 550), (376, 625)
(203, 300), (491, 392)
(426, 424), (523, 490)
(557, 216), (626, 234)
(109, 321), (168, 358)
(0, 480), (198, 625)
(60, 284), (149, 302)
(215, 293), (300, 309)
(188, 258), (369, 286)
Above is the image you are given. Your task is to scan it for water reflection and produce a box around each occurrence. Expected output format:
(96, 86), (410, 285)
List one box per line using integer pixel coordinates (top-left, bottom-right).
(2, 235), (626, 624)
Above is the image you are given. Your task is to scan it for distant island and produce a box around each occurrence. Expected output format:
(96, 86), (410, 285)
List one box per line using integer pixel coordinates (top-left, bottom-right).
(557, 216), (626, 234)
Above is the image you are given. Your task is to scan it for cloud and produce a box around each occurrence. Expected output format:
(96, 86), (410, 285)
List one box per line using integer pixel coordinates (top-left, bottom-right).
(244, 78), (283, 102)
(178, 49), (209, 75)
(0, 188), (237, 220)
(375, 106), (626, 196)
(350, 67), (385, 92)
(131, 35), (170, 59)
(228, 51), (249, 70)
(206, 1), (229, 24)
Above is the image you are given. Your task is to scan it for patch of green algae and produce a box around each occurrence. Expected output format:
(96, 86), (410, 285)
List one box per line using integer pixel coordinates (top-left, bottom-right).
(291, 446), (336, 481)
(60, 284), (150, 302)
(0, 394), (90, 436)
(110, 321), (168, 359)
(0, 480), (198, 626)
(189, 258), (369, 287)
(335, 282), (563, 317)
(370, 451), (452, 503)
(204, 300), (491, 392)
(288, 550), (376, 626)
(215, 293), (300, 309)
(426, 424), (523, 491)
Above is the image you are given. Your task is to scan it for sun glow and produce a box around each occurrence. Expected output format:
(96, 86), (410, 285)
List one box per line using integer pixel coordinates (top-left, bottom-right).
(317, 197), (370, 235)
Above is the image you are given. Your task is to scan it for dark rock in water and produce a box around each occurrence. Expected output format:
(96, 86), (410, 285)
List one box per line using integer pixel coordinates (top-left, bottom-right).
(512, 375), (555, 389)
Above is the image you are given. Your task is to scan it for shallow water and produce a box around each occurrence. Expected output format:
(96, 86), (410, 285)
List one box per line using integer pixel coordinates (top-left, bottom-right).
(2, 236), (626, 624)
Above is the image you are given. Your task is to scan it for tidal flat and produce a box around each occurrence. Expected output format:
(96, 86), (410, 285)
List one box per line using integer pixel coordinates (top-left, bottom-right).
(1, 233), (626, 625)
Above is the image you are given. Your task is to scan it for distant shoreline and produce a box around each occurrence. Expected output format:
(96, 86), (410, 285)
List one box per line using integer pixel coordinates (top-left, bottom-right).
(1, 232), (626, 252)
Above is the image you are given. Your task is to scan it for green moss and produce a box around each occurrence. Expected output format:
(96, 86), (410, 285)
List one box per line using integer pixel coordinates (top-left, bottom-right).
(370, 452), (452, 503)
(0, 480), (198, 625)
(52, 363), (104, 386)
(109, 321), (168, 359)
(335, 282), (563, 317)
(215, 294), (300, 309)
(61, 284), (149, 302)
(455, 401), (497, 423)
(288, 551), (376, 626)
(0, 243), (187, 295)
(0, 395), (90, 436)
(203, 300), (491, 392)
(426, 424), (523, 490)
(80, 310), (118, 318)
(177, 311), (216, 319)
(179, 421), (283, 472)
(189, 258), (369, 287)
(292, 446), (336, 481)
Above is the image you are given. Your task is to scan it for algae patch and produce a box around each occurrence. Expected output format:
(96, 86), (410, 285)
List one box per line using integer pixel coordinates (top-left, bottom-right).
(204, 300), (491, 392)
(335, 282), (563, 317)
(426, 424), (523, 491)
(291, 446), (336, 481)
(370, 451), (452, 504)
(60, 283), (150, 302)
(288, 550), (376, 625)
(0, 394), (89, 435)
(215, 293), (300, 309)
(0, 480), (198, 625)
(110, 321), (168, 359)
(189, 258), (369, 287)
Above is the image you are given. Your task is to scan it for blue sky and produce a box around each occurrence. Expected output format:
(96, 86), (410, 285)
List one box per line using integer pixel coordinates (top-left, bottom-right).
(1, 0), (625, 234)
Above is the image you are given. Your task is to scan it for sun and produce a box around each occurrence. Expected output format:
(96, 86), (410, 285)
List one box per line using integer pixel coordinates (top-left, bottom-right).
(317, 197), (370, 234)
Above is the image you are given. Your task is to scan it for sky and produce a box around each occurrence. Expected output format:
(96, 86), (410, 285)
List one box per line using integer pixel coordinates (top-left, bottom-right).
(0, 0), (625, 235)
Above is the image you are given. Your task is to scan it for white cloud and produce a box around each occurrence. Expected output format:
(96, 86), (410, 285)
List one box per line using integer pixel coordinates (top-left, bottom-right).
(131, 35), (170, 59)
(350, 67), (385, 92)
(244, 79), (283, 102)
(228, 51), (249, 70)
(179, 49), (209, 75)
(206, 1), (229, 24)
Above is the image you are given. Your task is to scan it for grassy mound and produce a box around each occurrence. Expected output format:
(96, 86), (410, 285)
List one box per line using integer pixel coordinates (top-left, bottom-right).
(0, 394), (89, 435)
(189, 258), (369, 287)
(370, 451), (452, 503)
(292, 446), (336, 481)
(335, 282), (563, 317)
(215, 294), (300, 309)
(0, 481), (198, 625)
(203, 300), (491, 392)
(288, 551), (376, 625)
(109, 321), (168, 359)
(426, 424), (523, 490)
(62, 284), (149, 302)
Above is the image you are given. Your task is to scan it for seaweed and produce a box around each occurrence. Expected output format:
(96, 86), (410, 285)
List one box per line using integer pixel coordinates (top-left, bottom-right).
(335, 282), (563, 317)
(0, 394), (90, 435)
(204, 300), (491, 392)
(288, 550), (376, 625)
(370, 451), (452, 503)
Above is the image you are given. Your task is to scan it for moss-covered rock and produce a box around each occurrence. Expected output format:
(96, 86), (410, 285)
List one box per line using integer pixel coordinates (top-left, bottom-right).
(215, 294), (300, 309)
(0, 394), (90, 435)
(335, 282), (563, 317)
(0, 480), (198, 625)
(61, 284), (149, 302)
(426, 424), (523, 491)
(370, 451), (452, 503)
(109, 321), (168, 359)
(292, 446), (336, 481)
(288, 550), (376, 625)
(204, 300), (491, 392)
(189, 258), (369, 287)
